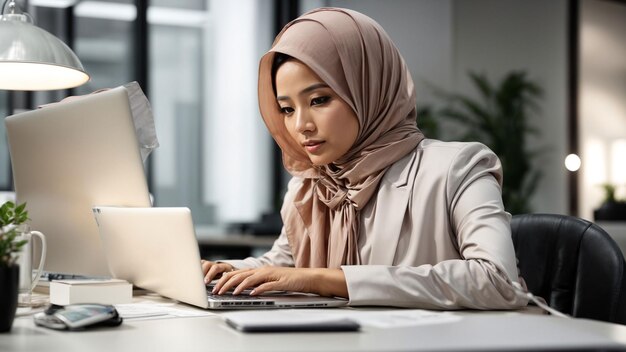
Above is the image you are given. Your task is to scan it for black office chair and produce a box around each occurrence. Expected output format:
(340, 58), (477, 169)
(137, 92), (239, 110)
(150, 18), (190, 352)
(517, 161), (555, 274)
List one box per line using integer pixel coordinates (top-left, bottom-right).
(511, 213), (626, 324)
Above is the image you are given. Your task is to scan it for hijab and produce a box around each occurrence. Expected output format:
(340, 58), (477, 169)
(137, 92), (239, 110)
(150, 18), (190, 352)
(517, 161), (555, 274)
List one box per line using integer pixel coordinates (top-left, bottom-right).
(258, 8), (424, 268)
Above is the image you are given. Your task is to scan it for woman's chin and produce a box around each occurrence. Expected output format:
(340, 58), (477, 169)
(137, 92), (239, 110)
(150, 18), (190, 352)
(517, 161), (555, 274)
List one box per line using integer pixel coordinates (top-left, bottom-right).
(309, 156), (332, 166)
(306, 149), (345, 166)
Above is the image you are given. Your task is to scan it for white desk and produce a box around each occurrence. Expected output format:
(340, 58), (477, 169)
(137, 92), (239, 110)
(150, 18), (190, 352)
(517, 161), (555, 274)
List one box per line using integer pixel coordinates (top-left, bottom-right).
(4, 303), (626, 351)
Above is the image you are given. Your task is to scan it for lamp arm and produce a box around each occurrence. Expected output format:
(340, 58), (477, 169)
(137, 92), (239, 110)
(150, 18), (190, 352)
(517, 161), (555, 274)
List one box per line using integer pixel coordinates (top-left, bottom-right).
(1, 0), (16, 16)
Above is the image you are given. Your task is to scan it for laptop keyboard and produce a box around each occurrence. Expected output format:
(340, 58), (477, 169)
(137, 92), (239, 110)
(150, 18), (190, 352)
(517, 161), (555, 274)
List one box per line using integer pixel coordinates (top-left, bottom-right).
(207, 293), (261, 301)
(205, 288), (275, 306)
(205, 285), (258, 299)
(41, 272), (110, 281)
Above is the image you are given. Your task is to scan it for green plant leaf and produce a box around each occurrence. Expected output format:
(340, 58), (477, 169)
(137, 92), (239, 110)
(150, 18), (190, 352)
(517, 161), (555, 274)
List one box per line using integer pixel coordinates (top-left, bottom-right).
(15, 203), (26, 214)
(468, 71), (493, 102)
(431, 70), (547, 214)
(0, 201), (30, 266)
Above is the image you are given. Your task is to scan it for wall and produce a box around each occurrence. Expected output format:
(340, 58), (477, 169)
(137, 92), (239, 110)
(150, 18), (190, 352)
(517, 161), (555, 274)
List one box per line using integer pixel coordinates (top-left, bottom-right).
(306, 0), (569, 215)
(318, 0), (454, 105)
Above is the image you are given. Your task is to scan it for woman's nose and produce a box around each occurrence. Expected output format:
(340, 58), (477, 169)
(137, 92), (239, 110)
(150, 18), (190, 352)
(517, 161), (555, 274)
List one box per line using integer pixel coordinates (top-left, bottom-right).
(295, 110), (315, 134)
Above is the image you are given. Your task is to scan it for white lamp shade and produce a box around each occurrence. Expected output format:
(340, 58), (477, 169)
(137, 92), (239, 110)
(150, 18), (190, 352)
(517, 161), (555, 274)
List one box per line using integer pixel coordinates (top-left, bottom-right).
(0, 16), (89, 90)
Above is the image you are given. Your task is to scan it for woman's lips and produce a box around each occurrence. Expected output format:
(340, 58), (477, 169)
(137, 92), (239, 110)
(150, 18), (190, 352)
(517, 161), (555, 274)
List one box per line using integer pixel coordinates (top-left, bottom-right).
(303, 141), (324, 153)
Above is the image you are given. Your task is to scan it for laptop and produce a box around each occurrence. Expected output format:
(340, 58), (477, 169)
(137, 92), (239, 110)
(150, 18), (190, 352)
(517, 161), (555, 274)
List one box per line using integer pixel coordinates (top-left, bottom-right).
(92, 206), (348, 309)
(5, 87), (152, 276)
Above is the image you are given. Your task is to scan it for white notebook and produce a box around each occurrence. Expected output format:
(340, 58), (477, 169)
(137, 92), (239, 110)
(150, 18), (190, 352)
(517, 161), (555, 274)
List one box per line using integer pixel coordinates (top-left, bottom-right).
(222, 310), (360, 332)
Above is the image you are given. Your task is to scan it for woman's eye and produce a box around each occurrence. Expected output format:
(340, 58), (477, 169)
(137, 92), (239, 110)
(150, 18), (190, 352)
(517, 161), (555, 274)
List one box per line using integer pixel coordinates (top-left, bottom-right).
(311, 96), (330, 106)
(280, 107), (294, 114)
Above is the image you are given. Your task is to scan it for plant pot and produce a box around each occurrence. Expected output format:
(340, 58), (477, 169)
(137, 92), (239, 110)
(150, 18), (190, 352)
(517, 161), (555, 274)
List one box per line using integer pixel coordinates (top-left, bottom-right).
(0, 265), (19, 332)
(594, 201), (626, 221)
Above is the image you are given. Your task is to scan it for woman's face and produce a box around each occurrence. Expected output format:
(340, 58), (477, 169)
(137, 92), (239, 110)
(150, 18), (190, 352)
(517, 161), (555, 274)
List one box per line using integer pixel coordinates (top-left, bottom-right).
(275, 59), (359, 166)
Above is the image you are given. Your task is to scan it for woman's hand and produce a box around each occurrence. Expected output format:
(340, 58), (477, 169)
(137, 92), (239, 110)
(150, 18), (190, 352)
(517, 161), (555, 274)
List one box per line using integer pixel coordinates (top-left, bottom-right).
(211, 267), (348, 298)
(201, 260), (234, 284)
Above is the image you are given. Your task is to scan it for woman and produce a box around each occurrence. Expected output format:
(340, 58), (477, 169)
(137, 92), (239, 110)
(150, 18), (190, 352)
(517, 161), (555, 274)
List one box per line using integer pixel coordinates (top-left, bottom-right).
(201, 7), (528, 310)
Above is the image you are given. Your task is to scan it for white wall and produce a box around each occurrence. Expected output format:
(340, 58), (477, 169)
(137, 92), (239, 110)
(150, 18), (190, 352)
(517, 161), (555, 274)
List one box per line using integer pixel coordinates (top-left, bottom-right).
(579, 0), (626, 220)
(311, 0), (569, 215)
(324, 0), (454, 105)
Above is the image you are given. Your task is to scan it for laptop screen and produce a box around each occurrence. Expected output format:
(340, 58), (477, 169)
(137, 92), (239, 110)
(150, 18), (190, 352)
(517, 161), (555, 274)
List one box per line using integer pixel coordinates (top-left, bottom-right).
(5, 87), (151, 276)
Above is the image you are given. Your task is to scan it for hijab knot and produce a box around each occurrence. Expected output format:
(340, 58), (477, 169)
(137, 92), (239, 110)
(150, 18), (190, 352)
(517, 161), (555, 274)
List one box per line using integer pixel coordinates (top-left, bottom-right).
(315, 172), (351, 210)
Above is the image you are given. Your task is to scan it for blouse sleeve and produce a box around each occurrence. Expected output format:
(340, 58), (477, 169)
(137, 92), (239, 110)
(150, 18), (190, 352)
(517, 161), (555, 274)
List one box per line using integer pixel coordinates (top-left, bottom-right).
(342, 143), (528, 309)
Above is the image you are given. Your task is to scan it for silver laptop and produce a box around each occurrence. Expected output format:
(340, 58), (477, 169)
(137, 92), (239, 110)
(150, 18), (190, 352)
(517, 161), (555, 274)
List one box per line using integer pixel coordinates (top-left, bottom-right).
(92, 206), (347, 309)
(5, 87), (152, 276)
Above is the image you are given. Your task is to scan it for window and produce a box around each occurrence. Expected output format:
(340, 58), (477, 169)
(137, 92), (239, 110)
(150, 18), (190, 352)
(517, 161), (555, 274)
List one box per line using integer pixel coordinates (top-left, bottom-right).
(0, 91), (8, 190)
(1, 0), (276, 227)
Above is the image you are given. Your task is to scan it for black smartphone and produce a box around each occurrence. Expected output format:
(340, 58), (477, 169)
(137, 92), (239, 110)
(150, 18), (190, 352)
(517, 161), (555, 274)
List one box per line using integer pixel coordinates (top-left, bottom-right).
(34, 304), (122, 330)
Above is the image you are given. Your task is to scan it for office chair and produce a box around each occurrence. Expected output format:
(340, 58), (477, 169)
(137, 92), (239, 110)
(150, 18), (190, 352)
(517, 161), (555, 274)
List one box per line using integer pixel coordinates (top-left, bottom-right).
(511, 213), (626, 324)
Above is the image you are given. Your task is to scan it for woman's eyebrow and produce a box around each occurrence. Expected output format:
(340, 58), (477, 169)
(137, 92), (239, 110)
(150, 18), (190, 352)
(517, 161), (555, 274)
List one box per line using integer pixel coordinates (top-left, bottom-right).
(276, 83), (330, 101)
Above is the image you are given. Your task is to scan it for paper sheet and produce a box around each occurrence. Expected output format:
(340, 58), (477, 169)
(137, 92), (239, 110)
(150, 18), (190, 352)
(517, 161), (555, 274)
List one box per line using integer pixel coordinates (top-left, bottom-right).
(114, 301), (215, 321)
(221, 309), (461, 329)
(338, 309), (461, 328)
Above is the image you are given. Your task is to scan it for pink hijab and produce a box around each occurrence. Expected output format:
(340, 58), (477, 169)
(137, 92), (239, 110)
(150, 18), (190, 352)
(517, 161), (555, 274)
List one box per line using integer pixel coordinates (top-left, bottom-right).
(258, 8), (424, 268)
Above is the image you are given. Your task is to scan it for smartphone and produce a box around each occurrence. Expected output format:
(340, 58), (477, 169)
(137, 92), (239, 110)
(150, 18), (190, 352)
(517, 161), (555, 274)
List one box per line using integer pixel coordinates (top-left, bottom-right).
(34, 304), (122, 330)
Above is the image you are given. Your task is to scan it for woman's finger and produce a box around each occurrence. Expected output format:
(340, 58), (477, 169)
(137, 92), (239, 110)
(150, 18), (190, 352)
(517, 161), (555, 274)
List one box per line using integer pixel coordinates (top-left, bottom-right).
(232, 273), (272, 295)
(202, 261), (218, 283)
(250, 281), (279, 296)
(216, 271), (250, 295)
(205, 264), (223, 283)
(201, 260), (210, 275)
(203, 262), (233, 284)
(214, 269), (252, 294)
(213, 270), (231, 292)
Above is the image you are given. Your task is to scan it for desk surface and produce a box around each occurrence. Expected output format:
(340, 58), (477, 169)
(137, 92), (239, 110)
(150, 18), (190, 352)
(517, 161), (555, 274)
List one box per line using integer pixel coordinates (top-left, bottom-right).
(4, 301), (626, 352)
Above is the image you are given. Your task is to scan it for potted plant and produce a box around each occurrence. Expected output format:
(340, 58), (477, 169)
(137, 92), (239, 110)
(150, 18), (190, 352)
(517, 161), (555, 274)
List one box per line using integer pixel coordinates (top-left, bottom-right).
(423, 71), (545, 215)
(0, 201), (28, 332)
(594, 183), (626, 221)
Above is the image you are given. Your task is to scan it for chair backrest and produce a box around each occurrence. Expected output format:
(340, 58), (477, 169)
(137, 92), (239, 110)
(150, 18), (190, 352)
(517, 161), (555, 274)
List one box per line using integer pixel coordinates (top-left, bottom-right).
(511, 213), (626, 324)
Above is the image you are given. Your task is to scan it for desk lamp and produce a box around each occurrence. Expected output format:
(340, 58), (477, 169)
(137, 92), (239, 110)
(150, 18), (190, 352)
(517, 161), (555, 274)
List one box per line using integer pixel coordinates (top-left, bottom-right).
(0, 0), (89, 90)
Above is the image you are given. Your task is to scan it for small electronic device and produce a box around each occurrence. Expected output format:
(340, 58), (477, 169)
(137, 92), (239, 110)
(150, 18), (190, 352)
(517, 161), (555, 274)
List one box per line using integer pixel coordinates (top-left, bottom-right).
(34, 304), (123, 330)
